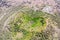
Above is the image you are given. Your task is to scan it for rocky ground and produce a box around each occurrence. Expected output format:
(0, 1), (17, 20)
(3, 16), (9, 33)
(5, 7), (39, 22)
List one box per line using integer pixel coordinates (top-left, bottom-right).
(0, 0), (60, 40)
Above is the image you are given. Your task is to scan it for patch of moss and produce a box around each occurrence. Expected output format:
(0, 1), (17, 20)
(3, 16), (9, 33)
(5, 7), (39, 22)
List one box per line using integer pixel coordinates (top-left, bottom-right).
(32, 17), (46, 27)
(9, 10), (47, 40)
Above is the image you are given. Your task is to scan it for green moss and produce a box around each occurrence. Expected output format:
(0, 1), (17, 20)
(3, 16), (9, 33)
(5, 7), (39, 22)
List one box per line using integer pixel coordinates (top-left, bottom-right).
(22, 14), (32, 23)
(32, 17), (46, 27)
(9, 10), (47, 40)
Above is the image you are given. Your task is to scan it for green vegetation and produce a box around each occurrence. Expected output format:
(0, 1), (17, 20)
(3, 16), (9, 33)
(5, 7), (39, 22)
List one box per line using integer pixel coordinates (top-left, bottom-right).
(32, 17), (46, 27)
(9, 10), (47, 40)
